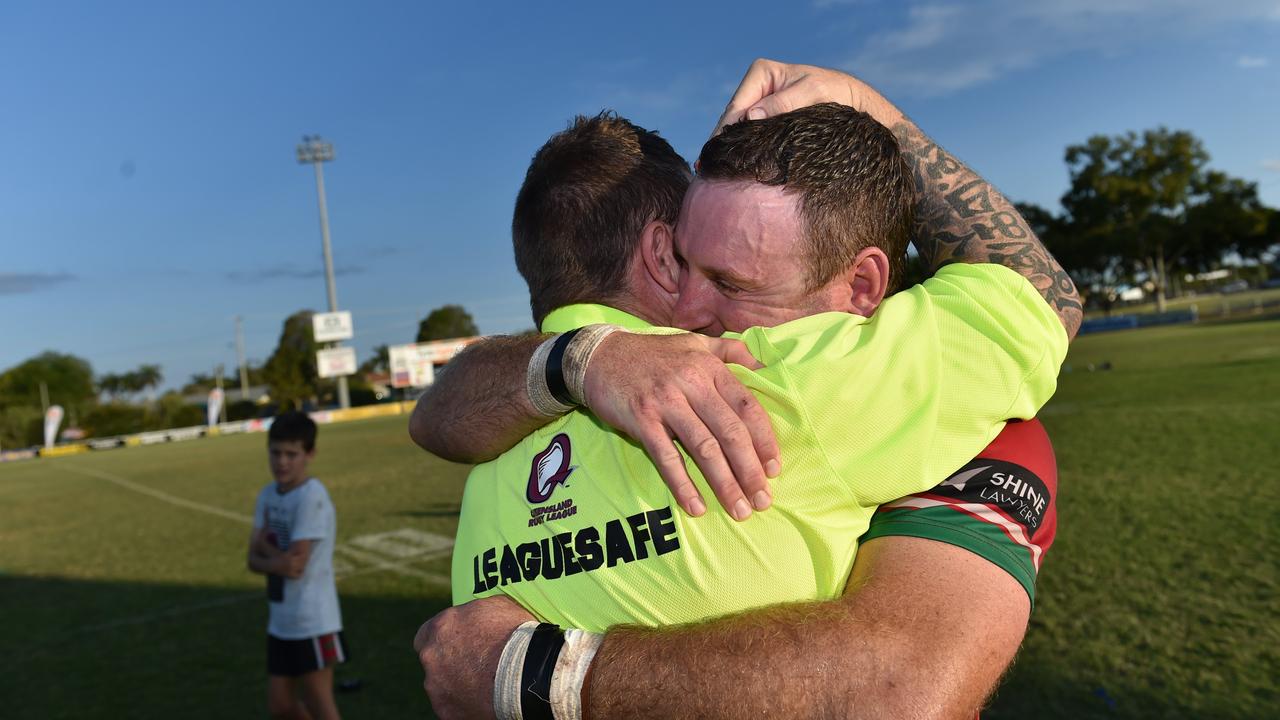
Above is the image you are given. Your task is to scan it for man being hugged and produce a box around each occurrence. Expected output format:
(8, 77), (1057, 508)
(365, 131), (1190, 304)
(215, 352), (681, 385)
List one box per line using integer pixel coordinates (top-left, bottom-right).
(414, 61), (1079, 719)
(248, 411), (346, 720)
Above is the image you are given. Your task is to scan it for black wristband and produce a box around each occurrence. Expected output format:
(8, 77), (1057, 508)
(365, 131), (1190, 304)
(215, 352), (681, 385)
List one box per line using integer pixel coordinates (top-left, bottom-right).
(520, 623), (564, 720)
(545, 329), (581, 407)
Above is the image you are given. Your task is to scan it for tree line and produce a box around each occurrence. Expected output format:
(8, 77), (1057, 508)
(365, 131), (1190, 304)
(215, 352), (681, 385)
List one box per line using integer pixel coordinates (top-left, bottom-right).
(0, 304), (479, 448)
(1019, 128), (1276, 313)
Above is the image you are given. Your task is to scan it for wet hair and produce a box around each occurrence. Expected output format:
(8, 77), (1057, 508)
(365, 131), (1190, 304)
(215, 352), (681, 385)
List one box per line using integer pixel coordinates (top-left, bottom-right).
(268, 411), (317, 451)
(513, 111), (692, 325)
(697, 102), (915, 292)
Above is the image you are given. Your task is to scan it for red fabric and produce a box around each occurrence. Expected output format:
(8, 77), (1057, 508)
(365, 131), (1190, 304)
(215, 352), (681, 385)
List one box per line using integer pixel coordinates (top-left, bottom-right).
(973, 419), (1059, 557)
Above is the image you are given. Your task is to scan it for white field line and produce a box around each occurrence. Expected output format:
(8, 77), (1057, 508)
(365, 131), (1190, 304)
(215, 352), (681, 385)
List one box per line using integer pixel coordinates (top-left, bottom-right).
(61, 464), (452, 582)
(335, 545), (453, 586)
(64, 465), (254, 524)
(18, 465), (457, 652)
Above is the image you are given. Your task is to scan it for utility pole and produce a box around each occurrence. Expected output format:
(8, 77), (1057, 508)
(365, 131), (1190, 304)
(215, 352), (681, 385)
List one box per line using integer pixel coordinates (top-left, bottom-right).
(296, 135), (350, 409)
(235, 316), (250, 401)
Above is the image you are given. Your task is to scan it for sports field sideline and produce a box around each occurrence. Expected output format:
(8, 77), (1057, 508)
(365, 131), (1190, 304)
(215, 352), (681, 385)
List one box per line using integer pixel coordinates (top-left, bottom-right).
(3, 318), (1277, 719)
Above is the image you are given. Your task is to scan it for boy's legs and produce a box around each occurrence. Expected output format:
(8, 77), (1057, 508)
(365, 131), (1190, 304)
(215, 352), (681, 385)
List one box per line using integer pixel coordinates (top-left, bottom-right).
(298, 666), (341, 720)
(267, 675), (313, 720)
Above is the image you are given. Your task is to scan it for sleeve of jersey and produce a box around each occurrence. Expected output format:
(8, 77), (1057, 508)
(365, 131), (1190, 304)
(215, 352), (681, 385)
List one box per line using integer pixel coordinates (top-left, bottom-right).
(760, 263), (1069, 508)
(290, 485), (332, 542)
(861, 418), (1060, 606)
(251, 489), (266, 531)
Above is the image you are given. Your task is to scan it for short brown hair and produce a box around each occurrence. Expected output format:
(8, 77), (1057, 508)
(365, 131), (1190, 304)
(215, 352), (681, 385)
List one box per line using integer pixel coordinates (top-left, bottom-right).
(697, 102), (914, 292)
(268, 411), (317, 451)
(513, 112), (692, 325)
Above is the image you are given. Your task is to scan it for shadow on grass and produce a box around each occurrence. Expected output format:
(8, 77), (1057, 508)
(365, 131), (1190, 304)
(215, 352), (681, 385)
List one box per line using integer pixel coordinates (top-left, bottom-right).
(986, 657), (1277, 720)
(0, 575), (450, 720)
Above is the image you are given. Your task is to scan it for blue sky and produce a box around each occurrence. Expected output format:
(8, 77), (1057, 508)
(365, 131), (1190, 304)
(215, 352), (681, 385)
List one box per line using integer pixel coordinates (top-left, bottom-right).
(2, 0), (1277, 392)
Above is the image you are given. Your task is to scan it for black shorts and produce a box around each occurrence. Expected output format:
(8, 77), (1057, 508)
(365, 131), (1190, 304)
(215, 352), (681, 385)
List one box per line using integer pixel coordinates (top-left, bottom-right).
(267, 632), (349, 677)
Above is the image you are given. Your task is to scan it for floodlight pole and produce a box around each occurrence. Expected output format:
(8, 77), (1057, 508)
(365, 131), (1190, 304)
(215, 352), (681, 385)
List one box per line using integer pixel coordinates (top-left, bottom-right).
(297, 135), (350, 409)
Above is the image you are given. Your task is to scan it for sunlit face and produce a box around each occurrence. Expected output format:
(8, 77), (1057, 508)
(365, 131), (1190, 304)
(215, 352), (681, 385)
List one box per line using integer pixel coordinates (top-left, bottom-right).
(268, 439), (313, 488)
(670, 179), (851, 335)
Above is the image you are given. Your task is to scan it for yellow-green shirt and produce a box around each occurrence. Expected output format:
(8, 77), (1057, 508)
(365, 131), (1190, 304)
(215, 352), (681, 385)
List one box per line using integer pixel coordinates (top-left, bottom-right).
(450, 263), (1067, 632)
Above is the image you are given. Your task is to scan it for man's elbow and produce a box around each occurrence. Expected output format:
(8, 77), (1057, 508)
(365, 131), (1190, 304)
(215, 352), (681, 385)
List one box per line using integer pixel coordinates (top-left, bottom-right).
(409, 400), (491, 464)
(408, 404), (436, 453)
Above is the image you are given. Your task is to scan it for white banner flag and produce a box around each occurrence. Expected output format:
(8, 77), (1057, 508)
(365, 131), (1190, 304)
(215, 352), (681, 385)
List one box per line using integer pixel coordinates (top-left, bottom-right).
(44, 405), (64, 449)
(207, 388), (225, 427)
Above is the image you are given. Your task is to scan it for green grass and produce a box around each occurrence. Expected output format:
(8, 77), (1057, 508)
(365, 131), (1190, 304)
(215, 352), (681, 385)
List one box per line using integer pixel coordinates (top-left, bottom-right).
(0, 416), (469, 719)
(3, 319), (1277, 719)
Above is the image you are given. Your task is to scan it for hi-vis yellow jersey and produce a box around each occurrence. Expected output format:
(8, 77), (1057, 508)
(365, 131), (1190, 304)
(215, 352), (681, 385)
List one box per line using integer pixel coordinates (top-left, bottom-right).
(451, 264), (1068, 632)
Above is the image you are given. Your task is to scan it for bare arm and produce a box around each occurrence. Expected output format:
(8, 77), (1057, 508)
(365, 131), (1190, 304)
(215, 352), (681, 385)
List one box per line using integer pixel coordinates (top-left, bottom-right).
(410, 332), (781, 519)
(409, 335), (547, 464)
(894, 123), (1083, 339)
(585, 537), (1027, 719)
(246, 531), (313, 580)
(417, 536), (1029, 719)
(715, 59), (1083, 339)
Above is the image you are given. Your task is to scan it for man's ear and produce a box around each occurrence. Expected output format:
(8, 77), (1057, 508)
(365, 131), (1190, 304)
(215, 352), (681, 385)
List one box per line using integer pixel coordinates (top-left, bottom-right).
(639, 220), (680, 294)
(842, 247), (891, 317)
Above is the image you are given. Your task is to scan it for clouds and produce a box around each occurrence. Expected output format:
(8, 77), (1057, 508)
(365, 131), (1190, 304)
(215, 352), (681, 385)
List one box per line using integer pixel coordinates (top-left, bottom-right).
(1237, 56), (1270, 69)
(0, 272), (75, 296)
(1263, 159), (1280, 172)
(830, 0), (1280, 97)
(225, 263), (365, 283)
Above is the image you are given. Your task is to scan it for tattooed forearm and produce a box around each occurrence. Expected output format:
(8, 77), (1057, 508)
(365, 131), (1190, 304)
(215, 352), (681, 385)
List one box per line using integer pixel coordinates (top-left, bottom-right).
(892, 122), (1083, 339)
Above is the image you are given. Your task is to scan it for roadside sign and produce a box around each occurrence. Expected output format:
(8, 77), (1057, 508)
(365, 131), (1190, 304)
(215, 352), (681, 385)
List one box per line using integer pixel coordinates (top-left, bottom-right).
(317, 346), (358, 378)
(313, 311), (354, 342)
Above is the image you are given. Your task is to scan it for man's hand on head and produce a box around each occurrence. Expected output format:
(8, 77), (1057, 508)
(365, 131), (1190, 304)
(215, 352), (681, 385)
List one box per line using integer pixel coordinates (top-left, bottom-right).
(414, 596), (534, 720)
(712, 59), (904, 137)
(582, 332), (780, 521)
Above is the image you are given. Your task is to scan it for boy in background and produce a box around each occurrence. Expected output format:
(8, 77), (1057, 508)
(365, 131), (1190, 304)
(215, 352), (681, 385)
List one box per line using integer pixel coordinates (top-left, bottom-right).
(247, 411), (345, 720)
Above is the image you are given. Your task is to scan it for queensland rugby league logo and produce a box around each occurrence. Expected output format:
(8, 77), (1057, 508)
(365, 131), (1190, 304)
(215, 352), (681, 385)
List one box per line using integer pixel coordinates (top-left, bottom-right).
(528, 433), (576, 504)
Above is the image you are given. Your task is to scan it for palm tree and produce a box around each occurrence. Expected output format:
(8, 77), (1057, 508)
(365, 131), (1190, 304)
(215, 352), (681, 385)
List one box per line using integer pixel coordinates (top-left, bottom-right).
(134, 365), (163, 403)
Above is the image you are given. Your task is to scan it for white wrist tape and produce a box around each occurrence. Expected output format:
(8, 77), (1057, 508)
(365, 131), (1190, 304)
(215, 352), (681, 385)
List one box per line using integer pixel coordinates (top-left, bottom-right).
(493, 621), (540, 720)
(549, 628), (605, 720)
(561, 324), (624, 408)
(527, 336), (576, 417)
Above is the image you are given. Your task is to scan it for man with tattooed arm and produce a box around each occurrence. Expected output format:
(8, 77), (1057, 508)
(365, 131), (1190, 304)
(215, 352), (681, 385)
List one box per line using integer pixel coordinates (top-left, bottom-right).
(414, 61), (1081, 719)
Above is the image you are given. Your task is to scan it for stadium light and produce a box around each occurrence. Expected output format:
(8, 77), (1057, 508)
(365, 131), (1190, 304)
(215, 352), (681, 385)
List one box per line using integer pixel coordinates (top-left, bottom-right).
(297, 135), (350, 409)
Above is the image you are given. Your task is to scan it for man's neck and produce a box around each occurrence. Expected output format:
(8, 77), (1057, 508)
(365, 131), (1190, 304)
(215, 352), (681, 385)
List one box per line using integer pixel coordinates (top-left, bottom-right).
(603, 296), (667, 327)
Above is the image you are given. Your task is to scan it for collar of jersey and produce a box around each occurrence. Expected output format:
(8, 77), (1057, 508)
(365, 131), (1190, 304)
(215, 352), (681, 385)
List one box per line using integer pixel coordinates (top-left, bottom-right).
(540, 304), (654, 333)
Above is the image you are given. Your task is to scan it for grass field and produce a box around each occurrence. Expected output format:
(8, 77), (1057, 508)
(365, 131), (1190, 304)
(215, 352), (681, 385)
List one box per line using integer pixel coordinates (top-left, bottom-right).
(3, 318), (1278, 719)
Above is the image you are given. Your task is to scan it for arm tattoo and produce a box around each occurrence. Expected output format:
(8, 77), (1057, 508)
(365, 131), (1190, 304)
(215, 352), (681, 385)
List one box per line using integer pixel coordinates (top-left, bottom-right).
(892, 122), (1083, 338)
